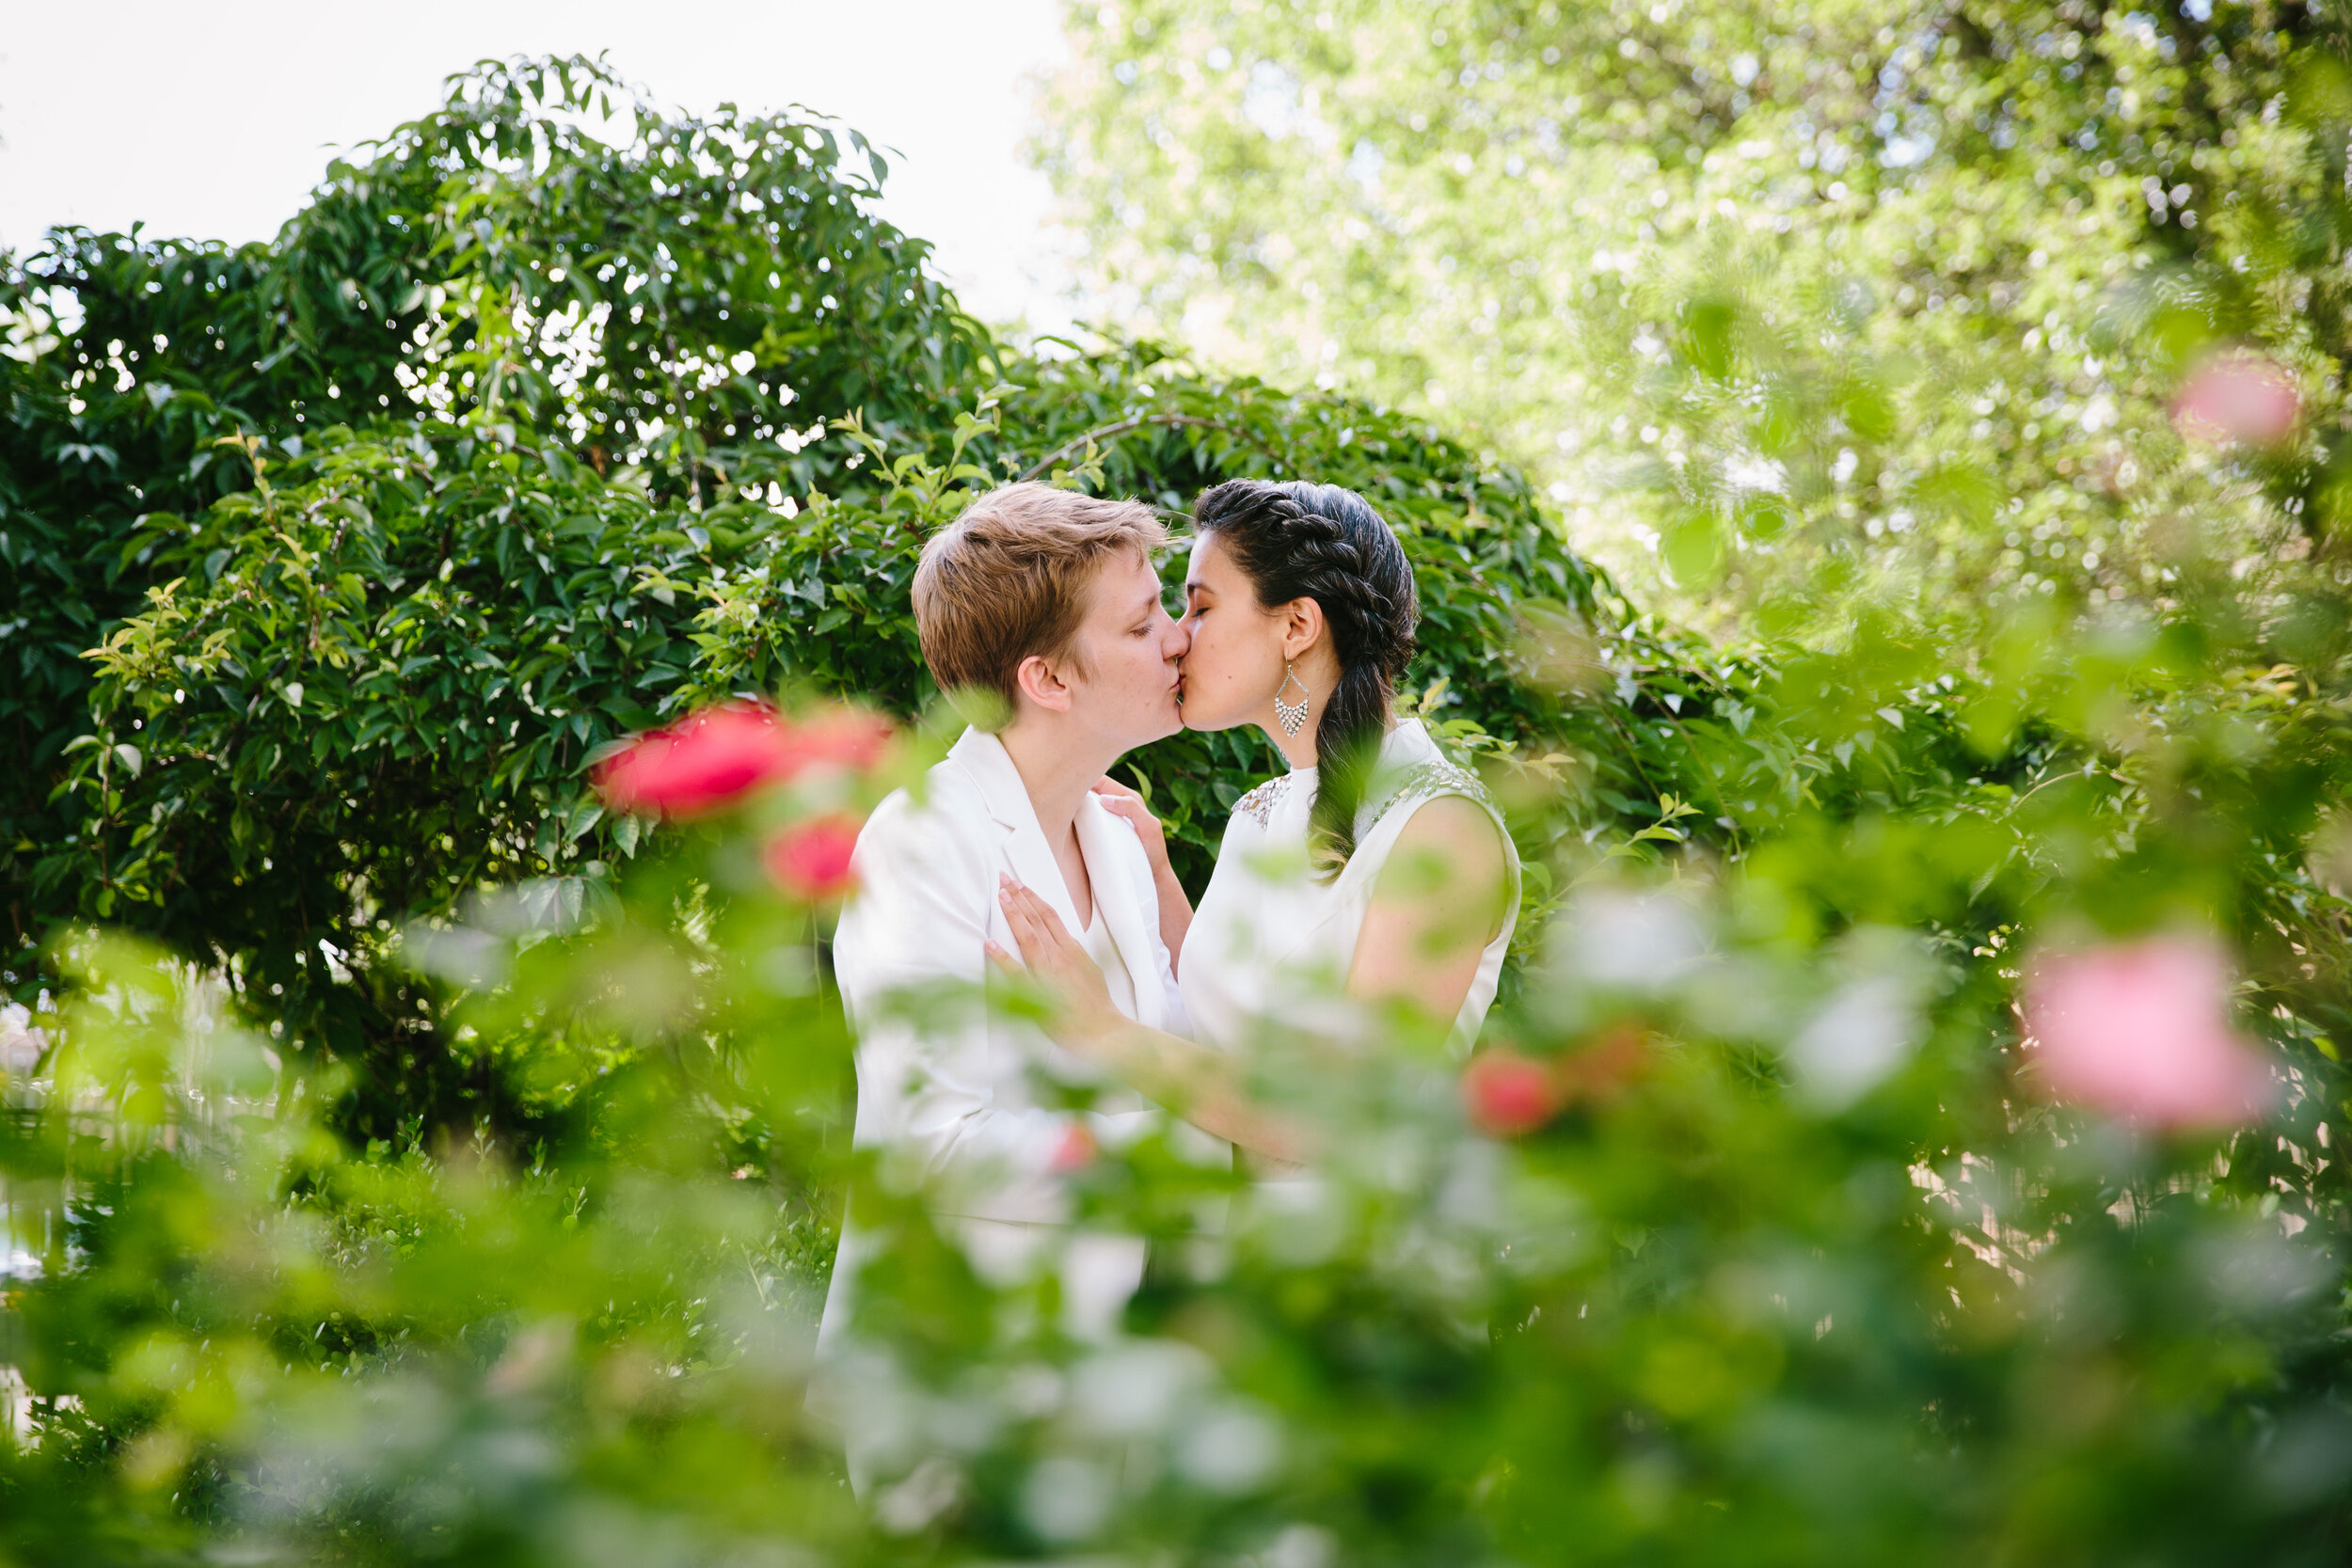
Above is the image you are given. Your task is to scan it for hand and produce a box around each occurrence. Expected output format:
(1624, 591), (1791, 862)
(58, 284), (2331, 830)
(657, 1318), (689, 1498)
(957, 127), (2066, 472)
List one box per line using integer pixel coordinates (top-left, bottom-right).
(986, 876), (1120, 1049)
(1091, 775), (1170, 876)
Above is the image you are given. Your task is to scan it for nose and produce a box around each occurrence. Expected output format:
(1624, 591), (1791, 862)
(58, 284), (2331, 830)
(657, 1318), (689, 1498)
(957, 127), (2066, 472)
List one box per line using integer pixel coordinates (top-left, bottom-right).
(1166, 609), (1193, 659)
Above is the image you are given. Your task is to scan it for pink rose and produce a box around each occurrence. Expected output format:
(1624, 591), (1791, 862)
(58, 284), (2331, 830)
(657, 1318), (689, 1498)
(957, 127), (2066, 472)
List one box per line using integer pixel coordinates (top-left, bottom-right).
(2022, 934), (2274, 1130)
(762, 814), (863, 901)
(1464, 1049), (1563, 1138)
(2172, 351), (2299, 449)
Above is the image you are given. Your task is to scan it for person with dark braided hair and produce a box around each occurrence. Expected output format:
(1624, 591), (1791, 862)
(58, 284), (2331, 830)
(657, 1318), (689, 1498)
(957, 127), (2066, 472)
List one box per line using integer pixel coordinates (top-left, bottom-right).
(992, 480), (1518, 1163)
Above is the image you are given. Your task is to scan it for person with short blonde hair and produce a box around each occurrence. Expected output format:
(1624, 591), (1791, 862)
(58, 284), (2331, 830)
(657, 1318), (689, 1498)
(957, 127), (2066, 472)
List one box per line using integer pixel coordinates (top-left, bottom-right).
(912, 481), (1168, 717)
(818, 483), (1203, 1485)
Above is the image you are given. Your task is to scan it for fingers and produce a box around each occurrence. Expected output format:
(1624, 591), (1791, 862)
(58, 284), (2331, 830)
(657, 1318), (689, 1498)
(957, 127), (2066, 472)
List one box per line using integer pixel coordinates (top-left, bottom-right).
(1025, 885), (1073, 944)
(984, 940), (1023, 974)
(1092, 775), (1142, 802)
(997, 875), (1073, 951)
(996, 876), (1047, 960)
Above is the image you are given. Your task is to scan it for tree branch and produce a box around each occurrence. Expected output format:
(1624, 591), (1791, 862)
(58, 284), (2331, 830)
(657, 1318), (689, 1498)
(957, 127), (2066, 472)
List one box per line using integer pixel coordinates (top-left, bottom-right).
(1015, 413), (1272, 483)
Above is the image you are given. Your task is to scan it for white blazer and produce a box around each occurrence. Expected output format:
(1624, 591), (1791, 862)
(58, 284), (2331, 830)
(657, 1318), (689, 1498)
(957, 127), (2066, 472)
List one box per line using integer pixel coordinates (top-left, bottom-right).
(818, 728), (1188, 1354)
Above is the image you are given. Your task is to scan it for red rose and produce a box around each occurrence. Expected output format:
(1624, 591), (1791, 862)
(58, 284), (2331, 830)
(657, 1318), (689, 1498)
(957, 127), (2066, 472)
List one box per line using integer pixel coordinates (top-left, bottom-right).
(595, 702), (798, 818)
(1463, 1049), (1562, 1138)
(596, 703), (896, 819)
(763, 814), (863, 901)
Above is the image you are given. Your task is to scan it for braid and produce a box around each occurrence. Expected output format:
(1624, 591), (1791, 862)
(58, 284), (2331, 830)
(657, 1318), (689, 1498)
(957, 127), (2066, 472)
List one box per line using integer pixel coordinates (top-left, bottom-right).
(1192, 479), (1420, 876)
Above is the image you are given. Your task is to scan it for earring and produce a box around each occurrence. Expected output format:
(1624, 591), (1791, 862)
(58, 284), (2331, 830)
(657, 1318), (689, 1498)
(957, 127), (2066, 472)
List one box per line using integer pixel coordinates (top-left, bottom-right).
(1274, 661), (1312, 737)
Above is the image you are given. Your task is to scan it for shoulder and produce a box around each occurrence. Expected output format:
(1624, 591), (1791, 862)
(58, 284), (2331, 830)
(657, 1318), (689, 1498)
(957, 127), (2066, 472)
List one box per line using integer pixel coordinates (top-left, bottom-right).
(1375, 750), (1490, 816)
(856, 759), (993, 875)
(1389, 792), (1507, 863)
(1356, 752), (1512, 886)
(1228, 773), (1298, 833)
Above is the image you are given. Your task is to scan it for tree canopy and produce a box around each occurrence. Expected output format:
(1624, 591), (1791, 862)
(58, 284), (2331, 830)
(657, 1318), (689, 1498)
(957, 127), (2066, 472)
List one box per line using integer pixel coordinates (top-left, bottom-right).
(1040, 0), (2352, 629)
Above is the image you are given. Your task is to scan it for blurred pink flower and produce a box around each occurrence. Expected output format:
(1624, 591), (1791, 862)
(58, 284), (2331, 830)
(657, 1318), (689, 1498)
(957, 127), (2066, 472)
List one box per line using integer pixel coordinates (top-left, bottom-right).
(789, 708), (895, 774)
(596, 702), (800, 818)
(2172, 352), (2299, 449)
(2023, 934), (2274, 1130)
(763, 813), (863, 901)
(1464, 1049), (1562, 1138)
(596, 703), (895, 819)
(1047, 1119), (1098, 1174)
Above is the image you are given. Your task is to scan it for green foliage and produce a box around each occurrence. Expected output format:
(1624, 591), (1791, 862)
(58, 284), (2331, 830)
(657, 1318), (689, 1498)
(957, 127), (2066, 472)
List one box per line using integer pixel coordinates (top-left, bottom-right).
(3, 53), (993, 971)
(6, 61), (1671, 1144)
(7, 613), (2352, 1561)
(8, 24), (2352, 1564)
(1040, 0), (2352, 630)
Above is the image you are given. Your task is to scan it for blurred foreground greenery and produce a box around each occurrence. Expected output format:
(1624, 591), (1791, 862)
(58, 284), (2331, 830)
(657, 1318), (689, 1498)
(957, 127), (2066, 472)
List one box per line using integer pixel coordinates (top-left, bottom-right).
(7, 586), (2352, 1565)
(4, 21), (2352, 1567)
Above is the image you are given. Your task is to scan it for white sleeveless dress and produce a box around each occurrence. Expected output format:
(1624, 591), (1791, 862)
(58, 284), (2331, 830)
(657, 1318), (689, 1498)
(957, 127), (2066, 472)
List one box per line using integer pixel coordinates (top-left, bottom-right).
(1179, 718), (1519, 1060)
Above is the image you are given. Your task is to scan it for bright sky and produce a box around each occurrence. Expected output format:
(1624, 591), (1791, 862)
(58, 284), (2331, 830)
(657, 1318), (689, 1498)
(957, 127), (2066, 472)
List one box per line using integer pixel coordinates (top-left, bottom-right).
(0, 0), (1075, 333)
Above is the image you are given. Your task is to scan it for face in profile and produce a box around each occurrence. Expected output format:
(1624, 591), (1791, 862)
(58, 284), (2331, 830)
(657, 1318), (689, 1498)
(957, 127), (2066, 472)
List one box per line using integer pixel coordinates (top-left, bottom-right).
(1059, 549), (1191, 749)
(1176, 531), (1288, 734)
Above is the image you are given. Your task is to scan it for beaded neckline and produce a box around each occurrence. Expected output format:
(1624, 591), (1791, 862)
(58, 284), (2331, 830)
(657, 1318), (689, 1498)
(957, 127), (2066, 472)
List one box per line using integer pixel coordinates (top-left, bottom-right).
(1232, 773), (1296, 828)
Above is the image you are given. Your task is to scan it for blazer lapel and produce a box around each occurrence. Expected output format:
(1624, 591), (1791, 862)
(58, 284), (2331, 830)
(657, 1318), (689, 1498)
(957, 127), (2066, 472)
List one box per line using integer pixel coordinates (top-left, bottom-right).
(946, 728), (1086, 937)
(1076, 796), (1164, 1031)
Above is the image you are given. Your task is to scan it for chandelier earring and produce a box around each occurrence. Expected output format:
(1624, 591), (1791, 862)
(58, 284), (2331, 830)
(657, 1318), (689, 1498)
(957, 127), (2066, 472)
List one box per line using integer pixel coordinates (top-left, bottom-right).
(1274, 661), (1312, 737)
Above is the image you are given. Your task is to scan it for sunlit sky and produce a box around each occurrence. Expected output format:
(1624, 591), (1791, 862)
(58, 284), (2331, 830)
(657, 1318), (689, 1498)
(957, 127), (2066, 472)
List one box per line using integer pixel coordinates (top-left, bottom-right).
(0, 0), (1075, 332)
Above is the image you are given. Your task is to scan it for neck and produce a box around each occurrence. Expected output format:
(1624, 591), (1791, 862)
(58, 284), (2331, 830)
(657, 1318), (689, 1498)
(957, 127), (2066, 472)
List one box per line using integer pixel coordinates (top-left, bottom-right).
(1262, 701), (1398, 772)
(996, 715), (1121, 847)
(1267, 719), (1319, 772)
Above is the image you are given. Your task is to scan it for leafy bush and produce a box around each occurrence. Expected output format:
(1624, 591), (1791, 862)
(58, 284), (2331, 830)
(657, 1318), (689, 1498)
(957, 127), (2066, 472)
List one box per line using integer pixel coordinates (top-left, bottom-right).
(2, 54), (986, 965)
(6, 628), (2350, 1562)
(6, 60), (1675, 1140)
(7, 29), (2352, 1568)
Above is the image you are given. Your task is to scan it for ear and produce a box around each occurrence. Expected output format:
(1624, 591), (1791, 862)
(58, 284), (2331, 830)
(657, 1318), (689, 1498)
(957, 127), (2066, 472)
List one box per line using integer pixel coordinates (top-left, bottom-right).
(1013, 651), (1075, 715)
(1278, 597), (1327, 662)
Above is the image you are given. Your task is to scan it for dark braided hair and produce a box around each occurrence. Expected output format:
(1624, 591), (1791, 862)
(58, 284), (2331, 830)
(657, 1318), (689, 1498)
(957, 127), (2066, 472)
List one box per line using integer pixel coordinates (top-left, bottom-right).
(1192, 479), (1419, 877)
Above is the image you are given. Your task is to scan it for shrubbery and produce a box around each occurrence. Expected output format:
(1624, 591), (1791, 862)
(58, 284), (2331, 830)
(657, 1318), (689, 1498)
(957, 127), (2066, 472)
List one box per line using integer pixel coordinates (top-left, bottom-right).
(4, 59), (1675, 1140)
(4, 42), (2352, 1568)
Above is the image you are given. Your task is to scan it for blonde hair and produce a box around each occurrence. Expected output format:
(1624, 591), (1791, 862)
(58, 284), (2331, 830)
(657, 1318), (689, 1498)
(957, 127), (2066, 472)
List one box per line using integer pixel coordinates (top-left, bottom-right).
(911, 483), (1168, 720)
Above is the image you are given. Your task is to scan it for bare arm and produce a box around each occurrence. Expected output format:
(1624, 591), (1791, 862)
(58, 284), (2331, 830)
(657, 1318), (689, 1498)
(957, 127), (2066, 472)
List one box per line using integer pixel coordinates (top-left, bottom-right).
(1345, 795), (1512, 1028)
(989, 877), (1304, 1162)
(1092, 776), (1193, 969)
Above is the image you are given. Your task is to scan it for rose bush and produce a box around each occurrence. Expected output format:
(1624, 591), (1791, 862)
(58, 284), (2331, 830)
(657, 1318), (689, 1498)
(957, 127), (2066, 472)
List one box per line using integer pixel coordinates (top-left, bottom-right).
(5, 23), (2352, 1567)
(6, 648), (2349, 1564)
